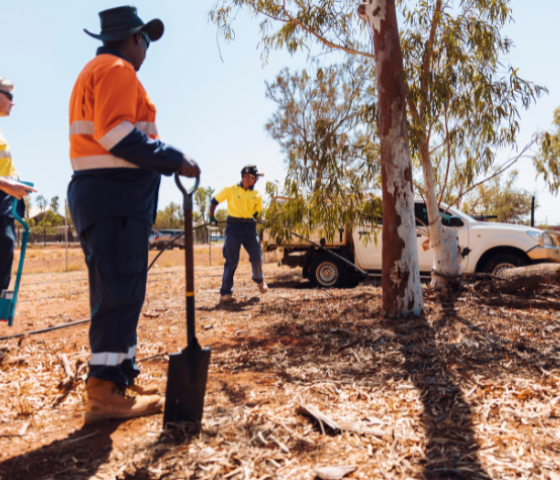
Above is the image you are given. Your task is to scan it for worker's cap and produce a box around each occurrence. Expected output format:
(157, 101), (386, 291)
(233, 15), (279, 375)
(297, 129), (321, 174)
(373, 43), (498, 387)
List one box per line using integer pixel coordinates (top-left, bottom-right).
(241, 165), (264, 178)
(84, 6), (164, 43)
(0, 77), (14, 97)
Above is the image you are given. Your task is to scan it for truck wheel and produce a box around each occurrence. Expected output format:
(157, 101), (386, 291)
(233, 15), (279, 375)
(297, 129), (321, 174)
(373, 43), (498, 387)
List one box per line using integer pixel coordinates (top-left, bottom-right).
(309, 256), (348, 288)
(483, 253), (527, 276)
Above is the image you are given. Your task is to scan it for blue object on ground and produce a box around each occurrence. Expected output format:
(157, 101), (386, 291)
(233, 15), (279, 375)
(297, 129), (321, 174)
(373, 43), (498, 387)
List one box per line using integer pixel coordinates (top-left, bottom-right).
(0, 181), (34, 327)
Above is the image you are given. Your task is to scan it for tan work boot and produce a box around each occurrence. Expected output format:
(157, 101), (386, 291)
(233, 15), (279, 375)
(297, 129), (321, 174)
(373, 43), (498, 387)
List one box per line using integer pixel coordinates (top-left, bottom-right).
(130, 382), (160, 395)
(85, 377), (163, 424)
(219, 294), (235, 304)
(257, 282), (268, 294)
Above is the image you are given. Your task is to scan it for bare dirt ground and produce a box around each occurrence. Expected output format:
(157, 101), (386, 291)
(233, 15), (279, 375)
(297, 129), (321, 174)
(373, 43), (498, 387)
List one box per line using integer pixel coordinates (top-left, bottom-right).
(0, 248), (560, 480)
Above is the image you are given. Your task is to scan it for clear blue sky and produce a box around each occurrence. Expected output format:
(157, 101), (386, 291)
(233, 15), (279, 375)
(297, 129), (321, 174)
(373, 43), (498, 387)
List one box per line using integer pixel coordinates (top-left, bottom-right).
(0, 1), (558, 223)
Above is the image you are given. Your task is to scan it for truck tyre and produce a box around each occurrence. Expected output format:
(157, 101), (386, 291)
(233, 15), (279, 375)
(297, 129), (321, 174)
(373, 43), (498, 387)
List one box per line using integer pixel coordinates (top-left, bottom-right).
(309, 256), (348, 289)
(483, 253), (527, 276)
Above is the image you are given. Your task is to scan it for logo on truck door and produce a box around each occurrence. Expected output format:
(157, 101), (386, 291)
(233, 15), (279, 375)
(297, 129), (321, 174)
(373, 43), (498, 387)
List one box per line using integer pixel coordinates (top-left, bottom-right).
(422, 238), (430, 251)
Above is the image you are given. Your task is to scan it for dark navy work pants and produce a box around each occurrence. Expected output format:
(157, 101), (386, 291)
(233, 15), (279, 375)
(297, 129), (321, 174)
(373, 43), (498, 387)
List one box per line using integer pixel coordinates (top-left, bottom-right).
(80, 217), (150, 385)
(220, 222), (263, 296)
(0, 217), (15, 292)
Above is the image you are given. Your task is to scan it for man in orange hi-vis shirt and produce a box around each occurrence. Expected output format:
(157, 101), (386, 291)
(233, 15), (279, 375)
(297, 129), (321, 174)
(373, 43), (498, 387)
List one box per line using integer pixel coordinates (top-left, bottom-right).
(67, 6), (200, 423)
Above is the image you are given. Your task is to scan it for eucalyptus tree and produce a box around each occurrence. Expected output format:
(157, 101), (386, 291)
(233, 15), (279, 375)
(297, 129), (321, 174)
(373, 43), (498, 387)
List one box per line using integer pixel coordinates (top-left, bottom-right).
(400, 0), (543, 286)
(210, 0), (545, 310)
(211, 1), (422, 317)
(264, 58), (382, 249)
(535, 108), (560, 193)
(461, 170), (534, 224)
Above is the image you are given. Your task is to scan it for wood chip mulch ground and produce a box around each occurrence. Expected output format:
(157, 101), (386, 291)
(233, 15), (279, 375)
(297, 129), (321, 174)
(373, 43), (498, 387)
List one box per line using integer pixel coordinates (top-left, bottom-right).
(0, 264), (559, 480)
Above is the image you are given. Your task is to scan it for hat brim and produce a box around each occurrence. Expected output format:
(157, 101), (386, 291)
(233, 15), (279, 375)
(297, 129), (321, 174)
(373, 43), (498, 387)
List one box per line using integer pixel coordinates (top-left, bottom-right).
(84, 18), (164, 42)
(141, 19), (164, 41)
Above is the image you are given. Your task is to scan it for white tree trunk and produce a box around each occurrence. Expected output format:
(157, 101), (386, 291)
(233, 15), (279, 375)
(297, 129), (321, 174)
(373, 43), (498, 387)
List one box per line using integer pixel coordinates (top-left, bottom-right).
(358, 0), (424, 316)
(421, 155), (462, 287)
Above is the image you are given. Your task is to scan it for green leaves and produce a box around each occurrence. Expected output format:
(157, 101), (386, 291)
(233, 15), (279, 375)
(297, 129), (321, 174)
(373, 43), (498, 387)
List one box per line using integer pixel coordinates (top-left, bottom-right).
(263, 58), (381, 242)
(534, 108), (560, 194)
(209, 0), (548, 232)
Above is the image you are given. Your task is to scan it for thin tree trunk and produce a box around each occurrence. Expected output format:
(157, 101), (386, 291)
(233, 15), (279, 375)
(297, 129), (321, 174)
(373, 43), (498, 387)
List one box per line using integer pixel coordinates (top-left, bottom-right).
(420, 146), (461, 287)
(358, 0), (423, 317)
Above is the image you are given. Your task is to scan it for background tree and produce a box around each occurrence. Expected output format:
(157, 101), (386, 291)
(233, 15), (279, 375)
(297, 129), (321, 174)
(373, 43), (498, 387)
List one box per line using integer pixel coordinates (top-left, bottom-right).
(154, 202), (182, 230)
(266, 58), (379, 194)
(264, 58), (382, 252)
(36, 194), (47, 215)
(214, 208), (228, 236)
(49, 196), (60, 216)
(400, 0), (544, 286)
(195, 187), (216, 243)
(534, 107), (560, 193)
(461, 170), (535, 224)
(23, 197), (31, 220)
(194, 187), (215, 225)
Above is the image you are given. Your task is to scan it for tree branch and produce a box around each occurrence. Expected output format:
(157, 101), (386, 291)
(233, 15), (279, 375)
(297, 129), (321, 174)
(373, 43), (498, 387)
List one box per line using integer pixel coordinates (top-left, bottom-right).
(279, 2), (375, 60)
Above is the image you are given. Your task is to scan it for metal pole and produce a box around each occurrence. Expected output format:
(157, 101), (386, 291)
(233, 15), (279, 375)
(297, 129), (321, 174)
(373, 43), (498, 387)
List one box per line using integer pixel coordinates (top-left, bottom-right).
(531, 196), (535, 227)
(65, 199), (68, 272)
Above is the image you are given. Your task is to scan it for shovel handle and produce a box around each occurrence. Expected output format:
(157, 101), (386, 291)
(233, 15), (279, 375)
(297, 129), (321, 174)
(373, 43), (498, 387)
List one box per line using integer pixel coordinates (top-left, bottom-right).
(175, 172), (200, 348)
(174, 173), (200, 200)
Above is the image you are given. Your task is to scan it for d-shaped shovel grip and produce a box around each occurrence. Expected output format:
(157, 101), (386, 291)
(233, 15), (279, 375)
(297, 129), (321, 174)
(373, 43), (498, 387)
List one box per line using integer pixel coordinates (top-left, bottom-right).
(175, 172), (200, 348)
(174, 172), (200, 211)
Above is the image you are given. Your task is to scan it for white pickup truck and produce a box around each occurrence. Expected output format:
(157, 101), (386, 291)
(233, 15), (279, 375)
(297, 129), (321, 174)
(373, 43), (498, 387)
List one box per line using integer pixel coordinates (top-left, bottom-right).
(263, 199), (560, 288)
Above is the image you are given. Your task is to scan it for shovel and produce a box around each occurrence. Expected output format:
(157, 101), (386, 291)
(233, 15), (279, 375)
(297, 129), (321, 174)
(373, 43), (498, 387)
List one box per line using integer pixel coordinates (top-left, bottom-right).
(163, 173), (211, 425)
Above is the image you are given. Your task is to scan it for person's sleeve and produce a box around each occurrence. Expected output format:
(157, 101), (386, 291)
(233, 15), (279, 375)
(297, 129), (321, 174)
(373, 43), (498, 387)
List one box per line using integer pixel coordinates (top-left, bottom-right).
(110, 130), (184, 175)
(93, 62), (184, 175)
(213, 187), (230, 205)
(255, 194), (263, 216)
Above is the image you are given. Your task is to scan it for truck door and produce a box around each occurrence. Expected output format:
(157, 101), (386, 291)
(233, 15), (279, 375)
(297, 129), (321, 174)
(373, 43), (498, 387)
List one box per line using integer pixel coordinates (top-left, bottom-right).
(414, 203), (433, 272)
(352, 226), (382, 270)
(414, 202), (469, 272)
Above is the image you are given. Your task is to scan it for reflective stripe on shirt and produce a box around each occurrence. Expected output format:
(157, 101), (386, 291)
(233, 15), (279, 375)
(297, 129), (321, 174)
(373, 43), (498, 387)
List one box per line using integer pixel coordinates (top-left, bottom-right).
(0, 150), (12, 159)
(69, 120), (95, 136)
(69, 120), (158, 141)
(97, 120), (135, 151)
(70, 154), (139, 171)
(135, 121), (158, 136)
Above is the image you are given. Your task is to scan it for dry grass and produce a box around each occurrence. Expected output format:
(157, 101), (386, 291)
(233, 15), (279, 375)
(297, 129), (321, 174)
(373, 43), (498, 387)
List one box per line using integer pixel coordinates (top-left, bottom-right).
(13, 245), (282, 275)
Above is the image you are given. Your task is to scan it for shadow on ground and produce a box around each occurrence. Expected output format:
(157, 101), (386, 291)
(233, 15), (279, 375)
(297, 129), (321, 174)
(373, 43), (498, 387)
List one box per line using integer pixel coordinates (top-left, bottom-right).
(0, 422), (119, 480)
(200, 287), (558, 478)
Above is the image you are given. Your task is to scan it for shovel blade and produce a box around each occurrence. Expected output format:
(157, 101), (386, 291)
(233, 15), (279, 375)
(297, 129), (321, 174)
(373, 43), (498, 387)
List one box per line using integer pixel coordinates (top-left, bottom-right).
(163, 345), (211, 425)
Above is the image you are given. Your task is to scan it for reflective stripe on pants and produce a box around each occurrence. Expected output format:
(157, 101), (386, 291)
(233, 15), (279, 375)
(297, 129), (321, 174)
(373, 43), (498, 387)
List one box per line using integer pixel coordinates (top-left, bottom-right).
(80, 216), (150, 385)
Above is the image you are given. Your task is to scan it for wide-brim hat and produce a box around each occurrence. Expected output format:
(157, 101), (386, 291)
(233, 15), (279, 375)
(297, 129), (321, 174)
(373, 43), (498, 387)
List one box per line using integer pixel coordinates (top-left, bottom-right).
(84, 5), (164, 42)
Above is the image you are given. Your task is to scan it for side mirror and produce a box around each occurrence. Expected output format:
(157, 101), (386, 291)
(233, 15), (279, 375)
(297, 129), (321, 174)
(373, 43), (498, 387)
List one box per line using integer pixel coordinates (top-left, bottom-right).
(447, 216), (464, 227)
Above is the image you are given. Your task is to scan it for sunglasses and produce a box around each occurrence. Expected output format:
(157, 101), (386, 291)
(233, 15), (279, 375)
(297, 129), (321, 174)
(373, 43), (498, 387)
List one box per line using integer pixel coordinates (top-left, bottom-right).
(140, 31), (150, 49)
(0, 90), (13, 102)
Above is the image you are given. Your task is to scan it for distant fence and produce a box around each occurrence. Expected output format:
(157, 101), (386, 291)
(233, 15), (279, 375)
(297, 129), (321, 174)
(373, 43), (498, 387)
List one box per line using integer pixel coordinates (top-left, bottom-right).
(15, 226), (225, 247)
(16, 232), (79, 246)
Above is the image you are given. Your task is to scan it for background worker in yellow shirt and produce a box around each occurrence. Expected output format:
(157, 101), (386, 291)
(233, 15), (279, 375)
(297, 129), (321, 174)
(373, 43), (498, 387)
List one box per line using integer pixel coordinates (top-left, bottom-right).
(209, 165), (268, 303)
(0, 77), (36, 294)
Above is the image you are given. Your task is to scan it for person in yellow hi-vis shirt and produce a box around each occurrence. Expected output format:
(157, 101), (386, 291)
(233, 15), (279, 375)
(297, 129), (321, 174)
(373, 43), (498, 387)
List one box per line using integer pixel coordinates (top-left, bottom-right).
(0, 77), (36, 294)
(209, 165), (268, 303)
